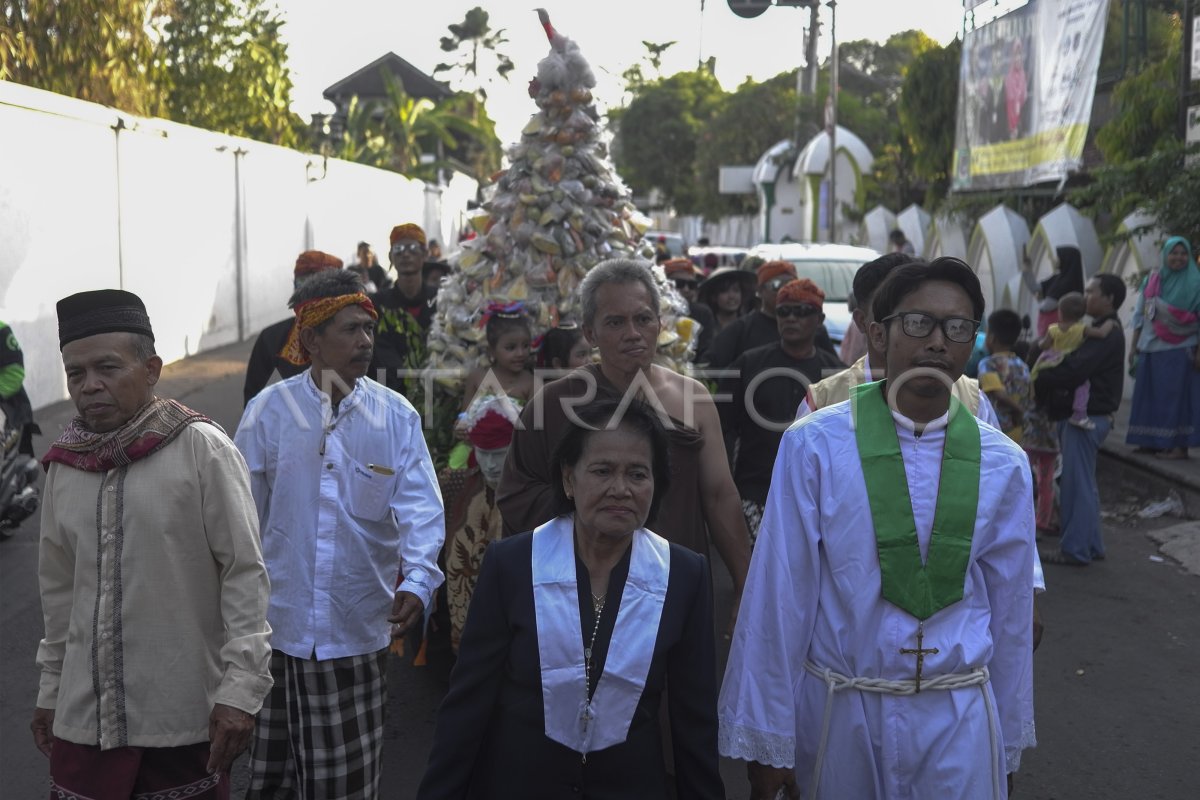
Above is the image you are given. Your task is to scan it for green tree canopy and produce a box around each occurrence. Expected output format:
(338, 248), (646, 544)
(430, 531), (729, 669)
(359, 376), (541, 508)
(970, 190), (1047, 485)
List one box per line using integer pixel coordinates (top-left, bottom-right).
(611, 68), (726, 215)
(155, 0), (302, 146)
(1, 0), (164, 115)
(896, 38), (962, 204)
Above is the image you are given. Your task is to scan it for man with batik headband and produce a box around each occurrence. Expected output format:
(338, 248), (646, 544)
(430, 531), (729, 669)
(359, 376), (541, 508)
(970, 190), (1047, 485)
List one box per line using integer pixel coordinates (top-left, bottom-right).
(243, 249), (343, 406)
(719, 258), (1036, 799)
(372, 222), (438, 398)
(236, 270), (445, 798)
(33, 290), (272, 800)
(717, 278), (845, 545)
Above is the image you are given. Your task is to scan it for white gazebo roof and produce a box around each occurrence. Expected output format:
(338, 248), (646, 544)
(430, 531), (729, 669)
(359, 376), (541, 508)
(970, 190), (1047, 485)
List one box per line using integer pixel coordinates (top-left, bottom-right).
(792, 125), (873, 177)
(1027, 203), (1104, 282)
(1100, 210), (1163, 278)
(897, 204), (932, 256)
(967, 204), (1031, 312)
(859, 206), (896, 253)
(753, 139), (796, 186)
(926, 213), (972, 260)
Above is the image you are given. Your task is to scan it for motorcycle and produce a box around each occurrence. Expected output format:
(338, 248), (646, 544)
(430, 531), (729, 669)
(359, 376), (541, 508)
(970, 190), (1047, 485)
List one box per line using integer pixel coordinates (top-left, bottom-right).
(0, 406), (39, 537)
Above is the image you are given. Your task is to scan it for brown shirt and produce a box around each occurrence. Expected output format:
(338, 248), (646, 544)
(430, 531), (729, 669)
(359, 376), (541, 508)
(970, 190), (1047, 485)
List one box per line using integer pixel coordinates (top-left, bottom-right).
(497, 364), (708, 555)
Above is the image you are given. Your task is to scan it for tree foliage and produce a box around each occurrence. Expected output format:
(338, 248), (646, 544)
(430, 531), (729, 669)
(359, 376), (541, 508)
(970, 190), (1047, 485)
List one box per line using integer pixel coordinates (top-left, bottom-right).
(155, 0), (302, 146)
(693, 73), (796, 218)
(611, 68), (726, 215)
(433, 6), (514, 99)
(1070, 140), (1200, 243)
(897, 38), (962, 203)
(1094, 11), (1181, 163)
(1, 0), (164, 115)
(331, 75), (500, 184)
(1, 0), (302, 145)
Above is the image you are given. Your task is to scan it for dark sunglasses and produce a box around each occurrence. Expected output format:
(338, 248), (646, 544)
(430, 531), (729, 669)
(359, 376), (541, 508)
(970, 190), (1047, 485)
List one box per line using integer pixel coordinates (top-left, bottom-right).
(763, 276), (794, 291)
(776, 304), (821, 319)
(882, 312), (980, 344)
(673, 279), (698, 290)
(391, 242), (424, 255)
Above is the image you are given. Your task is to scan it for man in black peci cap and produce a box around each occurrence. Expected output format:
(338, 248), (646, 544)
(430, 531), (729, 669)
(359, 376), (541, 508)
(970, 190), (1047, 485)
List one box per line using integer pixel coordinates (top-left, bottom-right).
(31, 289), (273, 799)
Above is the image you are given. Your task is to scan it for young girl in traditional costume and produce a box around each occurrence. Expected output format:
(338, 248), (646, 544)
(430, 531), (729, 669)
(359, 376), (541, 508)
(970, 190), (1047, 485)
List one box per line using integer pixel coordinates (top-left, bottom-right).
(444, 306), (534, 651)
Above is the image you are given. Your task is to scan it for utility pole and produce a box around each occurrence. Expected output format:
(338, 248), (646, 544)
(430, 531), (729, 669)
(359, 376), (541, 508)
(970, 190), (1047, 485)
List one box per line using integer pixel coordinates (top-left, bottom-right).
(827, 0), (838, 243)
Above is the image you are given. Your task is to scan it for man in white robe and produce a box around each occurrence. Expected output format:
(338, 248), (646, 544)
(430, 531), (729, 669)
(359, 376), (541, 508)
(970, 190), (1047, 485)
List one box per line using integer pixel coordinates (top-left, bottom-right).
(719, 258), (1036, 799)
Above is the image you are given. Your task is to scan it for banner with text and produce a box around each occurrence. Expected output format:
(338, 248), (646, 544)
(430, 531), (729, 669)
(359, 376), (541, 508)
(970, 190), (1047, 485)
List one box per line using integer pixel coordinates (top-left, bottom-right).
(952, 0), (1108, 191)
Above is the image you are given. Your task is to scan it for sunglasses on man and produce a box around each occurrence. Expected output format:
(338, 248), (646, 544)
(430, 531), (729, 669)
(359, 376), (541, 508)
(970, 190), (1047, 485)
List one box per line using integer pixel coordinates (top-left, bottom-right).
(881, 312), (981, 344)
(776, 303), (821, 319)
(673, 279), (698, 290)
(391, 242), (425, 255)
(763, 276), (795, 292)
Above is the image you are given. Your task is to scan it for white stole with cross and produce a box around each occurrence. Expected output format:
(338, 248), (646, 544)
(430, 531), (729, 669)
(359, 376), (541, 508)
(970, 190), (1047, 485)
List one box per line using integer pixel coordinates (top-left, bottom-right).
(531, 515), (670, 755)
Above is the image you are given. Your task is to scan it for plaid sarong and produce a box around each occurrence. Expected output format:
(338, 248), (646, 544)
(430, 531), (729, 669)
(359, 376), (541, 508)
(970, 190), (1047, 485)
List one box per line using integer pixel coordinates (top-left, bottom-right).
(742, 499), (765, 549)
(246, 649), (389, 799)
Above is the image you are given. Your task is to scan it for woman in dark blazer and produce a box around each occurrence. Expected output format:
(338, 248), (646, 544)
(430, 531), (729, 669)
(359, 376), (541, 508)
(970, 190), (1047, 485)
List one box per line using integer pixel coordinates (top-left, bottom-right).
(418, 400), (723, 800)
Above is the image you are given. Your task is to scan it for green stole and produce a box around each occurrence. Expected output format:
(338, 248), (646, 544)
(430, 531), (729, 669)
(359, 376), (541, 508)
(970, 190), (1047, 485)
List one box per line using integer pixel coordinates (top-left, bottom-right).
(852, 380), (981, 620)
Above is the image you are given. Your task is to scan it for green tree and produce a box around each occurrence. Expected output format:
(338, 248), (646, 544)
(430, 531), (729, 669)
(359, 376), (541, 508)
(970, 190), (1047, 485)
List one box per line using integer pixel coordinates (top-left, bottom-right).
(371, 74), (495, 183)
(1094, 13), (1181, 163)
(610, 68), (726, 214)
(433, 6), (514, 99)
(692, 72), (796, 219)
(897, 38), (962, 203)
(0, 0), (164, 115)
(155, 0), (302, 146)
(620, 40), (679, 94)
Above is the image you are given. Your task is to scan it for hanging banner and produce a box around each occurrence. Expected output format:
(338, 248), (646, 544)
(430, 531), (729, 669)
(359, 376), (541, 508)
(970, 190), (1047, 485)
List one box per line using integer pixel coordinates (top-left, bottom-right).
(952, 0), (1109, 191)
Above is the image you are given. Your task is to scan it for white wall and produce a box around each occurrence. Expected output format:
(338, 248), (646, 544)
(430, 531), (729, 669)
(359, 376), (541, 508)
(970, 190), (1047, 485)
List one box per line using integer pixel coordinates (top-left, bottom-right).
(0, 81), (474, 409)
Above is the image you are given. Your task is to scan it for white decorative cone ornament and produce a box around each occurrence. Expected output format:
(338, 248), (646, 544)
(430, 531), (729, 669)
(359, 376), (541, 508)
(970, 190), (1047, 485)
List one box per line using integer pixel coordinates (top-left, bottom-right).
(425, 9), (697, 390)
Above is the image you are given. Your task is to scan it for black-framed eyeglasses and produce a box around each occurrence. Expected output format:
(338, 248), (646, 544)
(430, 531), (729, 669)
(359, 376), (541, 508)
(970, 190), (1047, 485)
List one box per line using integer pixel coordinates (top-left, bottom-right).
(391, 242), (424, 255)
(776, 303), (820, 319)
(673, 279), (698, 290)
(882, 312), (980, 344)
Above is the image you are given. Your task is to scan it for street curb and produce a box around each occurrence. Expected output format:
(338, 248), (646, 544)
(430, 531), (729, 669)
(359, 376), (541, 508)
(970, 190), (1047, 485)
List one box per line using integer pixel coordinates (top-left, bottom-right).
(1144, 521), (1200, 578)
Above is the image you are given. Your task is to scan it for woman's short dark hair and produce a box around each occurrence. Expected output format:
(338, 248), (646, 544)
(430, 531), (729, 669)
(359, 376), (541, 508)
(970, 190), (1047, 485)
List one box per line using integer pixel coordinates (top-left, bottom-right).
(550, 398), (671, 527)
(871, 256), (986, 325)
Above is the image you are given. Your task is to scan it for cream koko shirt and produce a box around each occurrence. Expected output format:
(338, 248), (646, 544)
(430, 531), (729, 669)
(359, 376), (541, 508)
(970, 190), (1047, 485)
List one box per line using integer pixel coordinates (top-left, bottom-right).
(37, 423), (273, 749)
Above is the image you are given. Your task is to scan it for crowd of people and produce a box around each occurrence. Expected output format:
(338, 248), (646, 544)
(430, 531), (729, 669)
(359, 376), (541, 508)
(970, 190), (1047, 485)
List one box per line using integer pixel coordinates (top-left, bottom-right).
(26, 224), (1200, 799)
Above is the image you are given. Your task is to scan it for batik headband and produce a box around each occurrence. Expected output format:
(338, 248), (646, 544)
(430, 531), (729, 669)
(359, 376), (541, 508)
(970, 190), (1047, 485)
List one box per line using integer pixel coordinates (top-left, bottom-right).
(278, 293), (378, 366)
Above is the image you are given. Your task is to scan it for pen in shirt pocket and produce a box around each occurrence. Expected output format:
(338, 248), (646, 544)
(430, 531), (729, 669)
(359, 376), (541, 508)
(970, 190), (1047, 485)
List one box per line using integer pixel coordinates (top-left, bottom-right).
(367, 464), (396, 476)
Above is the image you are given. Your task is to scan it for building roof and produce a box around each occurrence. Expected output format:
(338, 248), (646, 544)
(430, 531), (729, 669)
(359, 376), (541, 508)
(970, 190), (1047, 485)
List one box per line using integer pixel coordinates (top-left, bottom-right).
(323, 52), (452, 104)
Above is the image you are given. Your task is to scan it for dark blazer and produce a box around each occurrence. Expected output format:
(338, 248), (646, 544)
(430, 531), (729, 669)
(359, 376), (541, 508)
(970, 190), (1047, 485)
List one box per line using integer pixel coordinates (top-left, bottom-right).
(417, 530), (724, 800)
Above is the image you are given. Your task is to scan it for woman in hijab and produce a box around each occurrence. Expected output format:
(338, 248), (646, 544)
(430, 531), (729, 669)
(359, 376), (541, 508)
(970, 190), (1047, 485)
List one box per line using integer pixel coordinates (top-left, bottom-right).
(1036, 246), (1085, 337)
(1127, 236), (1200, 459)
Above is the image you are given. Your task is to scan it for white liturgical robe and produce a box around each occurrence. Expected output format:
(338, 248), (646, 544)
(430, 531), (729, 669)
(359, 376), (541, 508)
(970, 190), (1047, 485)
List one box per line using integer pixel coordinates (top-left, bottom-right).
(718, 400), (1036, 800)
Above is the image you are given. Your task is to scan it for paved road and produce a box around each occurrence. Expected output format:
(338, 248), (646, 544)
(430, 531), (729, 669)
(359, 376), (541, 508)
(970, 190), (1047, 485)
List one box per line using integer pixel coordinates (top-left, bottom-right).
(2, 339), (1198, 798)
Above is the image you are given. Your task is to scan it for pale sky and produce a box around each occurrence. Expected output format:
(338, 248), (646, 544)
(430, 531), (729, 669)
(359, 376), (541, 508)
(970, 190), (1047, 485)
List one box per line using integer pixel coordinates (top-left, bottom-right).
(279, 0), (966, 143)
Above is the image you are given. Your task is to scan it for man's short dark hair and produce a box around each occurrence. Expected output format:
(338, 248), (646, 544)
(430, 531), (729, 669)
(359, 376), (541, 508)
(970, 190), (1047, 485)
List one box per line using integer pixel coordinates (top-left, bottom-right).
(853, 252), (919, 309)
(550, 399), (671, 526)
(872, 256), (986, 324)
(987, 309), (1022, 348)
(1093, 273), (1127, 311)
(889, 229), (907, 245)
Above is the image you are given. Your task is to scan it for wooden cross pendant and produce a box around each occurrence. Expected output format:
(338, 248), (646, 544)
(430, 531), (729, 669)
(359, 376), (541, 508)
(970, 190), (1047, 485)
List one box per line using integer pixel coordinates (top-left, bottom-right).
(899, 622), (940, 693)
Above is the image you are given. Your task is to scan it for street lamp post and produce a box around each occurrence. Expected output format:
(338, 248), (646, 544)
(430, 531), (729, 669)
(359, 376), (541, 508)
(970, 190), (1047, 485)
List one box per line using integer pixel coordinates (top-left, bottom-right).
(827, 0), (838, 243)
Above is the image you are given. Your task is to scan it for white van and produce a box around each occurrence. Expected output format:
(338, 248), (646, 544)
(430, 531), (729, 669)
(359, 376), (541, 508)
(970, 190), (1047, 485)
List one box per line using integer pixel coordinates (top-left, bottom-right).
(747, 243), (880, 345)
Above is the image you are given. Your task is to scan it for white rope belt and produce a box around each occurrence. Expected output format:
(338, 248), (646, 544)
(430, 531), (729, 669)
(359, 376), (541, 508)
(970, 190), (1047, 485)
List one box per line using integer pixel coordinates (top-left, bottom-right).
(802, 661), (1002, 800)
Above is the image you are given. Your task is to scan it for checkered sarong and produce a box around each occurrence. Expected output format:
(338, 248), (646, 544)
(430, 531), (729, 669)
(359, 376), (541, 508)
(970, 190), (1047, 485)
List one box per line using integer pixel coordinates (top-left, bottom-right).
(742, 499), (765, 549)
(246, 648), (389, 799)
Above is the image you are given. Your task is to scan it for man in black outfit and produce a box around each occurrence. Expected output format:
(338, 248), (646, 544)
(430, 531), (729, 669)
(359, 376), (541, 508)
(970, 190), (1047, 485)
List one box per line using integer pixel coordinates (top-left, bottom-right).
(717, 278), (846, 544)
(371, 223), (438, 397)
(1034, 273), (1127, 566)
(242, 250), (341, 405)
(707, 260), (836, 368)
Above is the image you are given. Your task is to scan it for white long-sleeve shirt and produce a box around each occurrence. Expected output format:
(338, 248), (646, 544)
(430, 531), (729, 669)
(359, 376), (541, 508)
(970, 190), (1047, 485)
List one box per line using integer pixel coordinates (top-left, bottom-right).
(720, 401), (1037, 798)
(236, 372), (445, 661)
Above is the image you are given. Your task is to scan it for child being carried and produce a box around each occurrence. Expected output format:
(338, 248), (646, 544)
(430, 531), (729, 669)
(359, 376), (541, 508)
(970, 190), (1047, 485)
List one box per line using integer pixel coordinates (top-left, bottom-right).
(1031, 291), (1115, 429)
